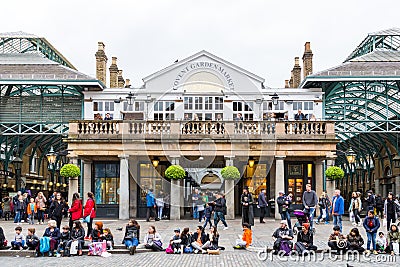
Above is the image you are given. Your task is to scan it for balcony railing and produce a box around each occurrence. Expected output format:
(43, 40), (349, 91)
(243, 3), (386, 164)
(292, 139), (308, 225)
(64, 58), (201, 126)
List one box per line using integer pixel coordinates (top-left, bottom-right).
(69, 120), (334, 137)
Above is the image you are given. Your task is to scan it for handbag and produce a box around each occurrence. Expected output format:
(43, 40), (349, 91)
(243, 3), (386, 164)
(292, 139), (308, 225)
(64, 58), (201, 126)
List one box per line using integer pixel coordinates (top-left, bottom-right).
(70, 240), (78, 255)
(165, 244), (174, 254)
(83, 208), (93, 223)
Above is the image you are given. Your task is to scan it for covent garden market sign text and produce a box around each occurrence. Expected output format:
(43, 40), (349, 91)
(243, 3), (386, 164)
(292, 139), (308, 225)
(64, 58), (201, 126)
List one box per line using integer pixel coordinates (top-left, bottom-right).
(173, 62), (235, 90)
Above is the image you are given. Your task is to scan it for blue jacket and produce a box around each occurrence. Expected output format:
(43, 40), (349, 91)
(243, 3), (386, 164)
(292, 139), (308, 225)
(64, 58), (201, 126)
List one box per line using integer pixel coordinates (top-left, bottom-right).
(331, 195), (344, 215)
(146, 191), (156, 207)
(204, 206), (213, 218)
(363, 216), (380, 233)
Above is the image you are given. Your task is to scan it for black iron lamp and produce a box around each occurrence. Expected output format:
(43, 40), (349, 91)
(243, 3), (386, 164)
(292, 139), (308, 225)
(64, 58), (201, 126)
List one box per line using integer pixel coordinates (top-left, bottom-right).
(346, 147), (356, 164)
(270, 93), (279, 106)
(126, 92), (135, 106)
(12, 156), (23, 191)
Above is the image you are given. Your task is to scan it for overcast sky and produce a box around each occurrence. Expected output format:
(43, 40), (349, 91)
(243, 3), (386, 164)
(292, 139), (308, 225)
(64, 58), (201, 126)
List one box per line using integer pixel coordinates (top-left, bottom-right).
(2, 0), (399, 88)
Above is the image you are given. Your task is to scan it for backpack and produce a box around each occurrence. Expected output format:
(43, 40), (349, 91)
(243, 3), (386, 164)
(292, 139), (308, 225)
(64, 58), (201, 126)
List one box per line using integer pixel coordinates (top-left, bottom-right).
(279, 240), (292, 256)
(39, 237), (50, 253)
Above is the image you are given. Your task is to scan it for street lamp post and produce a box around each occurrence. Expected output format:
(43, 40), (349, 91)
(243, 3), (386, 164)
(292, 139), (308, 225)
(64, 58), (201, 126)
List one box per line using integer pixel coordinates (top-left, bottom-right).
(46, 146), (57, 189)
(12, 156), (23, 192)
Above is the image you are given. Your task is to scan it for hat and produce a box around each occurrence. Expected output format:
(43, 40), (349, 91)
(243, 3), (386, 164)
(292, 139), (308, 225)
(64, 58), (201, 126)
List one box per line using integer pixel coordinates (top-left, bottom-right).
(302, 223), (310, 230)
(174, 228), (181, 232)
(279, 191), (285, 194)
(244, 186), (249, 190)
(367, 190), (372, 194)
(95, 221), (103, 229)
(280, 220), (287, 225)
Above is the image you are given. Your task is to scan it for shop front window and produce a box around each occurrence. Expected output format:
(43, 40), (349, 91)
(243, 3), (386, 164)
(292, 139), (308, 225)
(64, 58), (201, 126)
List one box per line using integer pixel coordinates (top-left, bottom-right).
(243, 163), (268, 200)
(94, 162), (120, 205)
(139, 163), (170, 206)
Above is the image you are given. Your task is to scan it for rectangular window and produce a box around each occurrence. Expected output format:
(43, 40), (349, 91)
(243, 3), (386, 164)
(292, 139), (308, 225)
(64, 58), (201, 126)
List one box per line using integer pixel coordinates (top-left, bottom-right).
(184, 97), (193, 110)
(304, 101), (314, 110)
(154, 113), (164, 120)
(164, 101), (175, 111)
(205, 97), (213, 110)
(215, 97), (223, 110)
(165, 113), (175, 120)
(274, 101), (284, 110)
(124, 101), (144, 111)
(263, 101), (273, 111)
(93, 102), (103, 111)
(154, 102), (163, 112)
(233, 101), (242, 111)
(94, 162), (120, 205)
(105, 102), (114, 112)
(293, 102), (302, 111)
(244, 102), (253, 111)
(194, 97), (203, 110)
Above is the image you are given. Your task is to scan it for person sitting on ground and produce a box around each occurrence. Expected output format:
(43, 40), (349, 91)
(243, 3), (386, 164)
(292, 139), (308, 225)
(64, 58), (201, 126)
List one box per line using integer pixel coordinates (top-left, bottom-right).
(0, 227), (6, 249)
(386, 224), (400, 256)
(57, 225), (71, 257)
(102, 228), (114, 250)
(91, 221), (103, 242)
(122, 219), (140, 255)
(272, 220), (293, 254)
(170, 228), (182, 254)
(143, 225), (163, 251)
(42, 220), (60, 257)
(191, 225), (209, 254)
(67, 220), (85, 257)
(26, 228), (39, 250)
(180, 227), (192, 253)
(376, 231), (387, 254)
(346, 227), (365, 253)
(234, 223), (252, 249)
(363, 210), (380, 255)
(328, 225), (347, 254)
(202, 226), (220, 254)
(294, 222), (317, 254)
(10, 226), (24, 250)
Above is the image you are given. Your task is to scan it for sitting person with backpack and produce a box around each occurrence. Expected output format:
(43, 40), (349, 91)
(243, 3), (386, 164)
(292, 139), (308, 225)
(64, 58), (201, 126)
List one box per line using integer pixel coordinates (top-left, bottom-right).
(294, 223), (317, 254)
(272, 220), (294, 255)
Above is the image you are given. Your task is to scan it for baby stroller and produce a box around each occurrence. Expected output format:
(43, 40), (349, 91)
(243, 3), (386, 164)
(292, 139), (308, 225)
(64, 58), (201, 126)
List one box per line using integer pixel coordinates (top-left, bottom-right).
(292, 210), (315, 235)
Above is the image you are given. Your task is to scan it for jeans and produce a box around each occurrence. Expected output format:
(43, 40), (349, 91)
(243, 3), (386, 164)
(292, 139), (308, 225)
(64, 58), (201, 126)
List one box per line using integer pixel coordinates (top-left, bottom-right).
(203, 217), (212, 229)
(352, 209), (360, 224)
(86, 217), (93, 237)
(124, 237), (139, 248)
(214, 211), (228, 228)
(366, 232), (377, 251)
(29, 213), (35, 224)
(14, 210), (22, 223)
(305, 207), (316, 228)
(157, 206), (163, 219)
(325, 207), (330, 222)
(280, 210), (292, 229)
(198, 210), (204, 222)
(37, 210), (45, 223)
(193, 205), (198, 219)
(386, 213), (396, 232)
(333, 214), (343, 232)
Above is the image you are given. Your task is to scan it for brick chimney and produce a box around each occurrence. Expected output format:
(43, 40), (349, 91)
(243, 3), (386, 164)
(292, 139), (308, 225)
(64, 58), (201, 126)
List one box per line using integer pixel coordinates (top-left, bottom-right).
(289, 71), (294, 88)
(117, 70), (125, 88)
(302, 42), (313, 79)
(125, 79), (131, 88)
(95, 42), (107, 85)
(284, 80), (290, 88)
(109, 57), (118, 88)
(292, 57), (301, 88)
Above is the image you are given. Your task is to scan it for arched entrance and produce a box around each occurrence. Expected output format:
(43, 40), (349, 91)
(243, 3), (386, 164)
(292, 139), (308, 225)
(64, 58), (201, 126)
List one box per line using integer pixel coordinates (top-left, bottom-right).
(200, 173), (222, 191)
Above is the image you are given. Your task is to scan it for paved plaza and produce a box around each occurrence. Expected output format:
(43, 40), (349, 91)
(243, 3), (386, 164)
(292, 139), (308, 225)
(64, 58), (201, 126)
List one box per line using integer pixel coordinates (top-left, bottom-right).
(0, 217), (398, 266)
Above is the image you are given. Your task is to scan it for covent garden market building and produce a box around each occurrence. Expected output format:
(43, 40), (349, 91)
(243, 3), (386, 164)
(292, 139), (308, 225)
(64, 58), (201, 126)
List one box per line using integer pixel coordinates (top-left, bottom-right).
(1, 29), (400, 219)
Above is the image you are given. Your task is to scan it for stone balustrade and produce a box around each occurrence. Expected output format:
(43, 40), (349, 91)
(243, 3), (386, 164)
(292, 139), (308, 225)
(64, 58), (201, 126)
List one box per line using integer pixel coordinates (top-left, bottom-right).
(70, 120), (333, 137)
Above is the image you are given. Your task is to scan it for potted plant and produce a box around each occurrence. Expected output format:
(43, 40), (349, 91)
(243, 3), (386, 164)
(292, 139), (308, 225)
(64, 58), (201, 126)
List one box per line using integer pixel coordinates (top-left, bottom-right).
(165, 165), (186, 180)
(220, 166), (240, 180)
(325, 166), (344, 180)
(60, 164), (81, 178)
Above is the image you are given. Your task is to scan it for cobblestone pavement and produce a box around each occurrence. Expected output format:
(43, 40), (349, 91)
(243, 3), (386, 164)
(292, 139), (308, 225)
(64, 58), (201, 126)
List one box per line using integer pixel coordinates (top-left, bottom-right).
(0, 217), (398, 266)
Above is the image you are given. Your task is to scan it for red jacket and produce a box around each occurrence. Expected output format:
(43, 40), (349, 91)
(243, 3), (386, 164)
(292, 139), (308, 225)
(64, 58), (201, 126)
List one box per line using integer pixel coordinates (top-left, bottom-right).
(68, 199), (83, 221)
(83, 198), (96, 219)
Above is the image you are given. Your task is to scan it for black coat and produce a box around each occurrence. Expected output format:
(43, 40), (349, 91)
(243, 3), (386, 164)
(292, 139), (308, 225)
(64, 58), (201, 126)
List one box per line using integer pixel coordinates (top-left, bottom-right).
(49, 201), (67, 219)
(123, 225), (139, 243)
(214, 197), (226, 213)
(71, 228), (85, 241)
(297, 231), (313, 247)
(60, 231), (71, 244)
(43, 227), (61, 241)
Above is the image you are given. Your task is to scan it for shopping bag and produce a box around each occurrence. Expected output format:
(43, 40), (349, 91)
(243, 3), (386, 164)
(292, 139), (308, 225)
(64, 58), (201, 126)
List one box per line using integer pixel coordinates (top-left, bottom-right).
(349, 211), (355, 223)
(70, 240), (78, 255)
(393, 242), (399, 255)
(89, 241), (107, 256)
(322, 209), (327, 219)
(383, 219), (387, 228)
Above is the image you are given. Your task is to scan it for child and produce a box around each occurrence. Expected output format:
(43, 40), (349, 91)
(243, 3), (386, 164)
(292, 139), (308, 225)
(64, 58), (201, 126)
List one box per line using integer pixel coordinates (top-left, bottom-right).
(143, 225), (163, 252)
(26, 198), (37, 225)
(102, 228), (114, 250)
(203, 203), (213, 229)
(170, 228), (182, 254)
(122, 219), (140, 255)
(376, 232), (386, 253)
(234, 223), (252, 249)
(26, 228), (39, 250)
(91, 221), (103, 242)
(346, 227), (364, 253)
(363, 210), (380, 255)
(57, 225), (71, 257)
(10, 226), (24, 250)
(0, 227), (6, 248)
(328, 225), (347, 254)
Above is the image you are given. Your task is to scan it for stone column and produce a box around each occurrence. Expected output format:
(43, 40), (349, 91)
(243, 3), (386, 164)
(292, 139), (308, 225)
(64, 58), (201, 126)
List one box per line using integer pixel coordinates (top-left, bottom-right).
(119, 155), (130, 220)
(82, 160), (92, 195)
(68, 157), (79, 204)
(275, 156), (286, 219)
(224, 156), (235, 220)
(315, 160), (323, 197)
(170, 156), (181, 220)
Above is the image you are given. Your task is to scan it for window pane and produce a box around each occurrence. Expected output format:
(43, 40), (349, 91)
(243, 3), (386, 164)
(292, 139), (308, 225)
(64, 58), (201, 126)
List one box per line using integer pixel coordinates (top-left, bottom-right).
(184, 97), (193, 110)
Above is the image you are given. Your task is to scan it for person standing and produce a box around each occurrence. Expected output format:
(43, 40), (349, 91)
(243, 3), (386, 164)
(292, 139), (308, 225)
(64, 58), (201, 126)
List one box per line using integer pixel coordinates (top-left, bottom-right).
(366, 190), (376, 212)
(35, 192), (47, 225)
(83, 192), (96, 238)
(316, 192), (330, 225)
(49, 193), (67, 229)
(363, 210), (380, 255)
(294, 109), (306, 120)
(348, 192), (362, 227)
(375, 194), (384, 219)
(146, 189), (158, 222)
(302, 184), (318, 229)
(241, 187), (254, 226)
(192, 189), (200, 220)
(156, 191), (165, 221)
(384, 192), (399, 231)
(331, 189), (345, 232)
(258, 189), (268, 224)
(276, 191), (292, 229)
(213, 192), (228, 230)
(68, 193), (82, 230)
